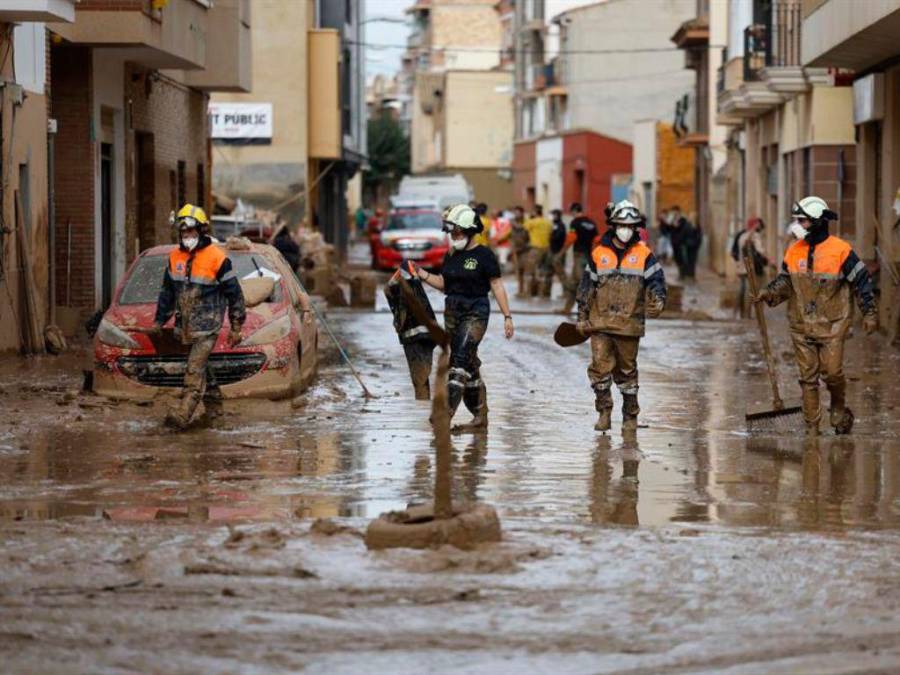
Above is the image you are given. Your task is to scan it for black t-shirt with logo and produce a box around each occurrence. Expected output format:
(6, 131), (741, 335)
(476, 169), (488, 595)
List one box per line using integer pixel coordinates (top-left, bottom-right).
(442, 245), (501, 299)
(570, 215), (598, 254)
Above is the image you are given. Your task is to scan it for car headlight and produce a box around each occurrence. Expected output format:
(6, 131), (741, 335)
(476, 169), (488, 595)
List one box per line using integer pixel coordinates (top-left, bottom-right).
(96, 319), (140, 349)
(239, 314), (292, 347)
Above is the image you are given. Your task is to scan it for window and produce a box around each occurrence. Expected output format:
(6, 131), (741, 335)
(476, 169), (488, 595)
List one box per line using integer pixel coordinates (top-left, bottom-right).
(341, 49), (352, 135)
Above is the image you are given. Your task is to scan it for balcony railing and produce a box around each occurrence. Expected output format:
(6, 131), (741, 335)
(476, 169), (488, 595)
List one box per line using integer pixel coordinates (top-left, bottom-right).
(742, 0), (802, 81)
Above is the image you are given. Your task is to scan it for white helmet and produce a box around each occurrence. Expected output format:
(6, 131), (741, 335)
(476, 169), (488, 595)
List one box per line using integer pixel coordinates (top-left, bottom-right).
(442, 204), (483, 234)
(792, 196), (836, 222)
(608, 199), (643, 226)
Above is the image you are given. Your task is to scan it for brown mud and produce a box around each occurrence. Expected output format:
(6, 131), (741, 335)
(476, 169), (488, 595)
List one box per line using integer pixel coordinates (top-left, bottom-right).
(0, 260), (899, 672)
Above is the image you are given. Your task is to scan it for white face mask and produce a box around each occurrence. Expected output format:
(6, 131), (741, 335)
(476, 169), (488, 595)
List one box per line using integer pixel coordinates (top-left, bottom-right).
(182, 236), (199, 251)
(788, 221), (808, 241)
(450, 237), (468, 251)
(615, 227), (634, 243)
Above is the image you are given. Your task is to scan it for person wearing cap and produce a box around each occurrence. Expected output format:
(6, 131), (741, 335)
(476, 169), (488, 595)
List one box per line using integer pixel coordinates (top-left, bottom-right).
(576, 200), (666, 432)
(754, 196), (877, 435)
(416, 204), (514, 432)
(152, 204), (246, 429)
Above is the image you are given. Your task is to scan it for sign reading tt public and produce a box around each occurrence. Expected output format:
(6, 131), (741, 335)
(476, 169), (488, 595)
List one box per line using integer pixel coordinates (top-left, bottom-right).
(208, 102), (273, 141)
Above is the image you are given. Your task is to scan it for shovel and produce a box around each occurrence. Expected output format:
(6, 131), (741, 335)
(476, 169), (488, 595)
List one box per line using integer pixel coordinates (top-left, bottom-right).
(744, 254), (802, 430)
(554, 321), (590, 347)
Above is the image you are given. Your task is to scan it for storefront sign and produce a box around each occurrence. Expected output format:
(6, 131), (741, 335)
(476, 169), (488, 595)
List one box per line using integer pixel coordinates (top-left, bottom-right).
(853, 74), (883, 125)
(209, 102), (273, 139)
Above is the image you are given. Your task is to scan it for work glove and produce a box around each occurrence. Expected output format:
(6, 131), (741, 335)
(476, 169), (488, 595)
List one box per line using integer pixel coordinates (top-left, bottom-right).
(227, 323), (243, 347)
(575, 320), (591, 337)
(646, 293), (665, 318)
(863, 313), (878, 335)
(301, 310), (314, 327)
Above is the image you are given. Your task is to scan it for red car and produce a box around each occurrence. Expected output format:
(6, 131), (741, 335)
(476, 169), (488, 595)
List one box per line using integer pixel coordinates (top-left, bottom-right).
(93, 240), (318, 401)
(371, 209), (449, 271)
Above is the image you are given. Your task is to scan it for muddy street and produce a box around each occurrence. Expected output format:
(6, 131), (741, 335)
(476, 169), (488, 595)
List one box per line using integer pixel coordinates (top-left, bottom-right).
(1, 270), (899, 672)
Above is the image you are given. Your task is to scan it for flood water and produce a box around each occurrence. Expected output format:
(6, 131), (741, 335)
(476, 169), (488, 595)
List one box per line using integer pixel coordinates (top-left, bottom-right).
(1, 278), (897, 532)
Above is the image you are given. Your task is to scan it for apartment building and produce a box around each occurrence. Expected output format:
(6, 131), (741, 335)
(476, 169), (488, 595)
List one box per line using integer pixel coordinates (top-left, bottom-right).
(713, 0), (856, 282)
(211, 0), (366, 260)
(801, 0), (900, 337)
(0, 0), (251, 352)
(405, 0), (505, 184)
(512, 0), (692, 221)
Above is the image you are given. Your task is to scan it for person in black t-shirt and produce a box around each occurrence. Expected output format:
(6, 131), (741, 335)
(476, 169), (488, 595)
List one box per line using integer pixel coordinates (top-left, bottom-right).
(542, 208), (569, 297)
(559, 202), (597, 314)
(417, 204), (514, 432)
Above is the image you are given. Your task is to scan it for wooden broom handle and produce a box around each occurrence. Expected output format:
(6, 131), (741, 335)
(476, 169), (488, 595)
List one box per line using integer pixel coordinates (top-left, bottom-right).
(745, 253), (784, 410)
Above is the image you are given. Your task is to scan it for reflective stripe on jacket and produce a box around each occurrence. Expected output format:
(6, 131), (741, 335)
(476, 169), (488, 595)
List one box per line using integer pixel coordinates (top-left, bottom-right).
(766, 234), (876, 339)
(154, 238), (246, 341)
(578, 235), (667, 337)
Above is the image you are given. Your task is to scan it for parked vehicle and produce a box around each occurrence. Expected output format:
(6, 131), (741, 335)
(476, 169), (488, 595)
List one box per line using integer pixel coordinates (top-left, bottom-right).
(395, 174), (473, 210)
(371, 208), (449, 271)
(93, 240), (317, 401)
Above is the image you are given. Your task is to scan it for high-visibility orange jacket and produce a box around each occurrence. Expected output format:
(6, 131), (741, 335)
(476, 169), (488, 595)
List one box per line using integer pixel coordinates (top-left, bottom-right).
(154, 237), (246, 341)
(578, 231), (667, 337)
(765, 233), (875, 339)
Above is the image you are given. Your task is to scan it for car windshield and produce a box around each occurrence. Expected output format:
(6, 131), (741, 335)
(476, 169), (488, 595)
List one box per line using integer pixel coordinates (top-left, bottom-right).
(386, 212), (442, 231)
(118, 251), (283, 305)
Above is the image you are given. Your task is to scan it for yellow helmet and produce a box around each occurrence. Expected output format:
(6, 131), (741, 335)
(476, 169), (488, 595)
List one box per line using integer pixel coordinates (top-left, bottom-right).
(175, 203), (209, 231)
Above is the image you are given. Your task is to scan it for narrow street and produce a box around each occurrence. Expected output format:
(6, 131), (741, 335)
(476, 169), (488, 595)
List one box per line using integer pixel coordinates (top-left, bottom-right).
(1, 263), (899, 673)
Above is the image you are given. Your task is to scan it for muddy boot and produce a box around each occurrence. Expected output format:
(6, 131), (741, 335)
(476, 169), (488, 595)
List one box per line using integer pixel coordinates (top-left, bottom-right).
(827, 381), (853, 434)
(594, 408), (612, 432)
(801, 385), (820, 436)
(453, 382), (488, 434)
(622, 393), (640, 432)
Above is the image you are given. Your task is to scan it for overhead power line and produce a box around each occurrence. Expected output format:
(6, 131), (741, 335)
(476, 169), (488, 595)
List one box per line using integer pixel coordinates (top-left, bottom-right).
(353, 40), (726, 55)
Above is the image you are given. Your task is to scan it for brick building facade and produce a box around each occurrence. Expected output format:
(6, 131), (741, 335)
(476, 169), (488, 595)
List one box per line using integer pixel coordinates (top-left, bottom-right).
(124, 65), (210, 259)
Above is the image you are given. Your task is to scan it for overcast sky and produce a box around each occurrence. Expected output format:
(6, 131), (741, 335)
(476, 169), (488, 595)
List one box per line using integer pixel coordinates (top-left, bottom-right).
(364, 0), (412, 80)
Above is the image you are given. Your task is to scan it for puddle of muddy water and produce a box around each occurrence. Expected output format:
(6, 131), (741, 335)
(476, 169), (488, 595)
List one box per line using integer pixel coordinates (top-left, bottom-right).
(0, 289), (898, 533)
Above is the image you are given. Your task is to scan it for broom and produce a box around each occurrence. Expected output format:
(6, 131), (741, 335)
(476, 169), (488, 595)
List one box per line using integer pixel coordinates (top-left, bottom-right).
(744, 253), (803, 431)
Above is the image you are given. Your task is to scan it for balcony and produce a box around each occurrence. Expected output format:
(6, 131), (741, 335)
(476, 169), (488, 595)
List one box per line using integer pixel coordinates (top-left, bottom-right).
(48, 0), (208, 70)
(180, 0), (251, 92)
(0, 0), (74, 22)
(802, 0), (900, 71)
(746, 2), (807, 92)
(717, 56), (782, 122)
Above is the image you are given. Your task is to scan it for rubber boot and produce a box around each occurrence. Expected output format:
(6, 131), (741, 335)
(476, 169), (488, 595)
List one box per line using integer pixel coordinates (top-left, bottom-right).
(827, 380), (854, 434)
(801, 385), (820, 436)
(594, 408), (612, 432)
(594, 386), (613, 431)
(454, 382), (488, 433)
(622, 393), (640, 432)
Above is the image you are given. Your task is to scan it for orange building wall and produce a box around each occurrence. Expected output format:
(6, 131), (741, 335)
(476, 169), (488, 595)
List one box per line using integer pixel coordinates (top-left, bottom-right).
(655, 122), (695, 220)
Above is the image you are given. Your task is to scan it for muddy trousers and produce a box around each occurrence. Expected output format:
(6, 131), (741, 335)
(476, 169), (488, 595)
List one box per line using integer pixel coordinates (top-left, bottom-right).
(562, 251), (589, 312)
(527, 247), (550, 297)
(513, 247), (531, 295)
(173, 334), (217, 425)
(790, 332), (847, 428)
(403, 340), (435, 400)
(444, 296), (489, 422)
(541, 251), (567, 298)
(588, 333), (641, 417)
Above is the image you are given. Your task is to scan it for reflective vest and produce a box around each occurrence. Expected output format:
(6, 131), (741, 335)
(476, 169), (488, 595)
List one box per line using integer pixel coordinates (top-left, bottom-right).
(782, 235), (854, 338)
(167, 244), (234, 339)
(585, 241), (659, 337)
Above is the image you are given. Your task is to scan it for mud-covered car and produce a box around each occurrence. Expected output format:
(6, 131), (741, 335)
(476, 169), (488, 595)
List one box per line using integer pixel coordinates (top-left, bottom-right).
(93, 240), (317, 401)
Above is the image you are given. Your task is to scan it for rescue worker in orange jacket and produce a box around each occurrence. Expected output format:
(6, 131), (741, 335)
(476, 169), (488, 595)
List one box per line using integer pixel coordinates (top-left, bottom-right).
(577, 200), (666, 432)
(754, 196), (877, 435)
(152, 204), (246, 428)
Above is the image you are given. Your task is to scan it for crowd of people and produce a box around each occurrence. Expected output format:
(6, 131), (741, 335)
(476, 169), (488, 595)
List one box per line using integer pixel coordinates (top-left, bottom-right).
(444, 200), (702, 315)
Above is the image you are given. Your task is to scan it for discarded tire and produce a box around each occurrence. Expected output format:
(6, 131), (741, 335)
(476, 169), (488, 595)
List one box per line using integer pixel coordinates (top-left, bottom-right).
(365, 502), (501, 551)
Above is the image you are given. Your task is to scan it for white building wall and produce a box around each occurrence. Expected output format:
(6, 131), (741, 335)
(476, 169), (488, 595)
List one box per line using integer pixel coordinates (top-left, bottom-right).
(561, 0), (696, 144)
(710, 0), (729, 174)
(632, 119), (658, 214)
(535, 135), (563, 210)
